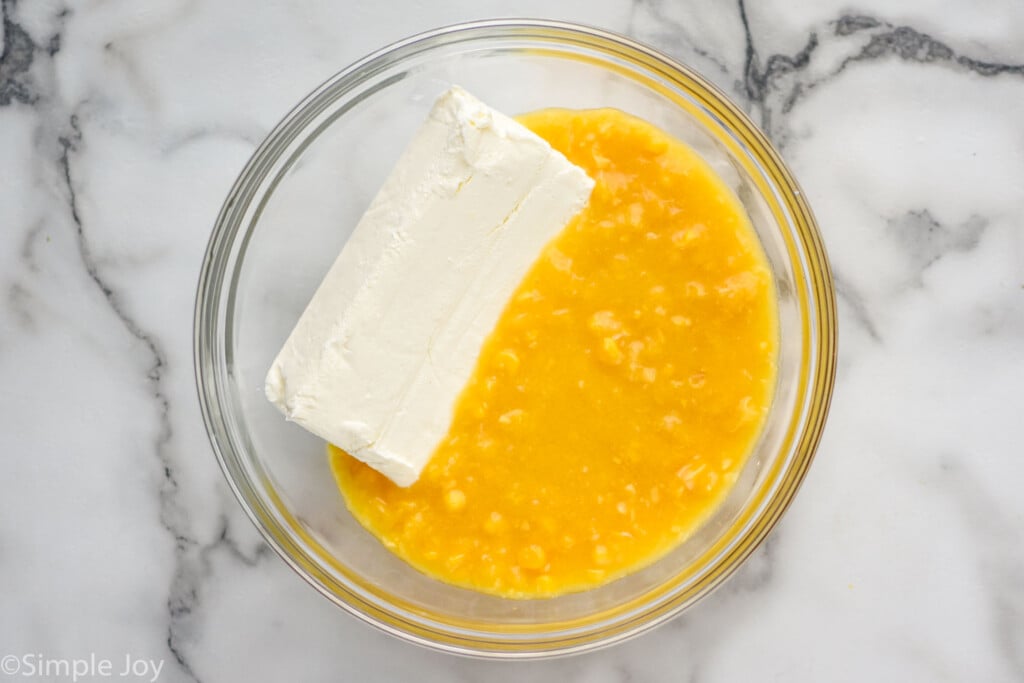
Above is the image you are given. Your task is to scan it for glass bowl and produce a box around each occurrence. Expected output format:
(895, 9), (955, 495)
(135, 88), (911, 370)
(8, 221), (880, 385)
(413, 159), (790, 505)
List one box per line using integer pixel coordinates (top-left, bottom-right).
(194, 19), (836, 658)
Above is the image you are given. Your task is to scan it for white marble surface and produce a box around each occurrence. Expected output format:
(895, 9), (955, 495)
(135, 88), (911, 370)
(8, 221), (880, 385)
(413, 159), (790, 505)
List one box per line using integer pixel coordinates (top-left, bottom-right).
(2, 0), (1023, 680)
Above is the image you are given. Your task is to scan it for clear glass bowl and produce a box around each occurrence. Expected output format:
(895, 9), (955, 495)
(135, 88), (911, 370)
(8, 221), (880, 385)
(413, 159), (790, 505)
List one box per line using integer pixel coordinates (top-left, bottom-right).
(194, 20), (836, 658)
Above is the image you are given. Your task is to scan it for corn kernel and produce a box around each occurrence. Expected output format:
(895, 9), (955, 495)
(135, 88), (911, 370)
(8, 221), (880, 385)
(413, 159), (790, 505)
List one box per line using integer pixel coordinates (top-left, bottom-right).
(588, 310), (622, 334)
(601, 337), (624, 364)
(444, 489), (466, 512)
(628, 203), (644, 226)
(498, 408), (525, 426)
(685, 281), (706, 297)
(546, 246), (573, 273)
(495, 348), (520, 374)
(535, 575), (555, 593)
(518, 544), (547, 570)
(483, 511), (505, 534)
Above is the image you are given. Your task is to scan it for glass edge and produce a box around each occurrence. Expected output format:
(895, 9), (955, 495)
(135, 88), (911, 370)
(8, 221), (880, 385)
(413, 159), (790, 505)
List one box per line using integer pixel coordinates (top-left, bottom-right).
(192, 18), (839, 659)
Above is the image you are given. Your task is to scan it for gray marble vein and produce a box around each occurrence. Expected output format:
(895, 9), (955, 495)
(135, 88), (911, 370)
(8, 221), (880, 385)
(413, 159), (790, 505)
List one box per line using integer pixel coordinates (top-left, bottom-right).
(725, 4), (1024, 146)
(0, 0), (36, 105)
(61, 78), (201, 683)
(887, 210), (988, 284)
(0, 4), (254, 681)
(833, 272), (882, 343)
(927, 455), (1024, 677)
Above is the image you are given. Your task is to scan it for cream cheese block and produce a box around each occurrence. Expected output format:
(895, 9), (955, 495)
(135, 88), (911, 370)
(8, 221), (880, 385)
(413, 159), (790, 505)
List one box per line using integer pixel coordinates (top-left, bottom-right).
(265, 86), (594, 487)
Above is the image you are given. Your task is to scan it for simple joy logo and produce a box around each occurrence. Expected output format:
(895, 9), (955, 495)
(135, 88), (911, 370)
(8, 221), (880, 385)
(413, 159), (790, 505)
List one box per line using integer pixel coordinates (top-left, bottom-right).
(1, 653), (164, 681)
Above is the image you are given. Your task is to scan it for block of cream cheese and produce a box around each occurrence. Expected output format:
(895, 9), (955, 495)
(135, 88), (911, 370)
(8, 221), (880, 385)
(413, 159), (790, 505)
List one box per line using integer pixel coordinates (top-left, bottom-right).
(265, 86), (594, 486)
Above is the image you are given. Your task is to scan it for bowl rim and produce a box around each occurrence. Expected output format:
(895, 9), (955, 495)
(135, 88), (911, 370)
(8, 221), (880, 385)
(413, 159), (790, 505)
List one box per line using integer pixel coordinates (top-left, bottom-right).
(194, 18), (837, 659)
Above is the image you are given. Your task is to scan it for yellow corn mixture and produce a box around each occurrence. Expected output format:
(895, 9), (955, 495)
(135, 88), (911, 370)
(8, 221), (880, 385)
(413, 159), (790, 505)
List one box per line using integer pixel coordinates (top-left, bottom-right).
(330, 108), (778, 598)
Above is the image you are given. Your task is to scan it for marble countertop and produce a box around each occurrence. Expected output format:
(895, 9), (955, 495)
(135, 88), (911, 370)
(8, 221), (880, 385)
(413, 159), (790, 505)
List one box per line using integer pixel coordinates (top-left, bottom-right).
(2, 0), (1023, 680)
